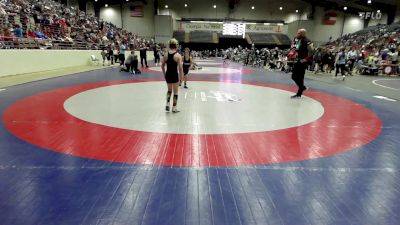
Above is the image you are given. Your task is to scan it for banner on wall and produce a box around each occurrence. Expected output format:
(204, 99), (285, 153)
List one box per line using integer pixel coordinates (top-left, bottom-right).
(179, 22), (288, 34)
(130, 5), (144, 17)
(181, 22), (223, 32)
(245, 24), (287, 34)
(323, 11), (337, 25)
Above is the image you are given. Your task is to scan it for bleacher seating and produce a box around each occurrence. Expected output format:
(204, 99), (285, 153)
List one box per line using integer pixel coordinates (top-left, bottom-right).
(273, 34), (291, 45)
(248, 33), (275, 45)
(189, 31), (214, 43)
(173, 31), (185, 43)
(0, 0), (153, 50)
(247, 33), (291, 46)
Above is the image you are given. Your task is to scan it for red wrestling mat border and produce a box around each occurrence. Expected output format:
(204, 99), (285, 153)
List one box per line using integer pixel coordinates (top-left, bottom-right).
(2, 79), (382, 167)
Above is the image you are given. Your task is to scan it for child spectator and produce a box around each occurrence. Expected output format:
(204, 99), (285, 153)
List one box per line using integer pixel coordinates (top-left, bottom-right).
(14, 25), (23, 38)
(27, 28), (36, 38)
(35, 28), (46, 39)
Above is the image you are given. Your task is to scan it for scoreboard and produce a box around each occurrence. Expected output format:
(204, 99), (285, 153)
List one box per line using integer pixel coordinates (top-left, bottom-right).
(222, 23), (246, 38)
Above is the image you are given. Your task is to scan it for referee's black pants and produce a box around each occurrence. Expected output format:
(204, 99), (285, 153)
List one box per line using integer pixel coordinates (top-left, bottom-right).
(292, 62), (307, 96)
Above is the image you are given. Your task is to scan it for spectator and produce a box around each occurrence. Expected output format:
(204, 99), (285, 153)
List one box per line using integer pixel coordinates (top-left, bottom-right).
(107, 44), (114, 65)
(27, 28), (36, 38)
(101, 48), (108, 66)
(34, 28), (46, 39)
(113, 45), (119, 63)
(0, 0), (154, 50)
(154, 44), (161, 66)
(313, 48), (323, 74)
(347, 47), (358, 75)
(140, 43), (148, 68)
(335, 47), (347, 80)
(119, 41), (127, 66)
(14, 25), (23, 38)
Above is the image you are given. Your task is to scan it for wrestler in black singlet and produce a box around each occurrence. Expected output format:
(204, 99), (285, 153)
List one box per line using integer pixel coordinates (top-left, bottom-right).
(165, 51), (179, 83)
(183, 54), (191, 75)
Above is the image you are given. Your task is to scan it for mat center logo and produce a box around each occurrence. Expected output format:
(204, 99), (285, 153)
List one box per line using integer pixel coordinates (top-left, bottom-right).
(186, 90), (241, 102)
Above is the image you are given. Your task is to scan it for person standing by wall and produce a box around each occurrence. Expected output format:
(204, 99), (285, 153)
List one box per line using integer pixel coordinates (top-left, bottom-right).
(140, 44), (149, 68)
(313, 48), (323, 74)
(119, 41), (127, 66)
(154, 44), (161, 66)
(347, 47), (358, 76)
(107, 44), (114, 65)
(113, 43), (119, 64)
(335, 47), (347, 80)
(290, 29), (314, 98)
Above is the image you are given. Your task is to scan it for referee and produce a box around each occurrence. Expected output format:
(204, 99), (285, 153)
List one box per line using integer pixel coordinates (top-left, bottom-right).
(290, 28), (314, 98)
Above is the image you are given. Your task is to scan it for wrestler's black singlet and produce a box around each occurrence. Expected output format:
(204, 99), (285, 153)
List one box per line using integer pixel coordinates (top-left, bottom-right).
(165, 52), (179, 83)
(183, 55), (191, 75)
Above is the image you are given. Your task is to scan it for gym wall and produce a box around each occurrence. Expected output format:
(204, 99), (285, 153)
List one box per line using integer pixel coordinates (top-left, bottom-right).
(0, 50), (154, 78)
(155, 15), (173, 44)
(99, 2), (155, 38)
(157, 0), (309, 22)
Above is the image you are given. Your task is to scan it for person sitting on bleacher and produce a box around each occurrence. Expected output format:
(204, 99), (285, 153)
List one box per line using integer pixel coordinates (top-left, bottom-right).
(3, 26), (14, 41)
(0, 4), (6, 16)
(13, 25), (23, 38)
(34, 28), (46, 39)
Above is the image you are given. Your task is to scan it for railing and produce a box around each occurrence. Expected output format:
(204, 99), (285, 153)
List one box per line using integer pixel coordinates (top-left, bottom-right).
(0, 36), (107, 50)
(0, 36), (40, 49)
